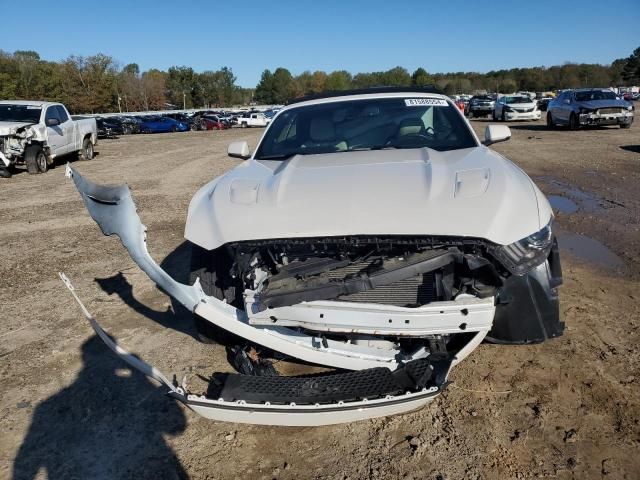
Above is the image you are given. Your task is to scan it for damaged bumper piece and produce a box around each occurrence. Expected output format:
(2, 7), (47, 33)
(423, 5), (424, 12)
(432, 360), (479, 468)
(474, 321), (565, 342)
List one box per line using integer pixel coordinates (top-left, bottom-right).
(579, 109), (633, 126)
(63, 164), (495, 424)
(60, 273), (441, 426)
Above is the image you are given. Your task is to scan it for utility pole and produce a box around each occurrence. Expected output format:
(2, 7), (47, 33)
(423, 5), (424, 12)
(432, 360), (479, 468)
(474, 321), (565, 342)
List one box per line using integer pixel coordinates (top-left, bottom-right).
(183, 91), (186, 110)
(117, 96), (122, 113)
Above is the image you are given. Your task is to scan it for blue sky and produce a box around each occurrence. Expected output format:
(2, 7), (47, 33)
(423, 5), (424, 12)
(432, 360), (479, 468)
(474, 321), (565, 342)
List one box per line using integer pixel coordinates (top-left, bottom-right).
(1, 0), (638, 87)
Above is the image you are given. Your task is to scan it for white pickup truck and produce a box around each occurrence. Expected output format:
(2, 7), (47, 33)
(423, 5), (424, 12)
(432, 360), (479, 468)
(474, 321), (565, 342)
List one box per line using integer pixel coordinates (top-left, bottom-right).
(236, 112), (271, 128)
(0, 100), (97, 178)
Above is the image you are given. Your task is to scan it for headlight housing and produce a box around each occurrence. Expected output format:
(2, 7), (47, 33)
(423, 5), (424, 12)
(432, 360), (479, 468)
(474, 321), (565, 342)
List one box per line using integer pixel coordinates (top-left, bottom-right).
(492, 221), (554, 275)
(503, 106), (513, 112)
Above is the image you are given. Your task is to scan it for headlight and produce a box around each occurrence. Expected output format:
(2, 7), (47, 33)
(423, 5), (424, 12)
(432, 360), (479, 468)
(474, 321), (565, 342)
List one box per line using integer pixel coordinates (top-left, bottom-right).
(492, 221), (554, 275)
(503, 106), (513, 112)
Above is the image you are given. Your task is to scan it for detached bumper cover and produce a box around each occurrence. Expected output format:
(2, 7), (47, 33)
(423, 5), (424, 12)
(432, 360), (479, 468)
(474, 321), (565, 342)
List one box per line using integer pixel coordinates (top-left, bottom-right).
(60, 272), (442, 426)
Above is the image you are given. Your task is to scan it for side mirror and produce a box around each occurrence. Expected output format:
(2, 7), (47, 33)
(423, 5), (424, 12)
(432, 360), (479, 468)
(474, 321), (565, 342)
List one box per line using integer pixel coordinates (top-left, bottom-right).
(228, 141), (251, 159)
(484, 124), (511, 146)
(46, 118), (60, 127)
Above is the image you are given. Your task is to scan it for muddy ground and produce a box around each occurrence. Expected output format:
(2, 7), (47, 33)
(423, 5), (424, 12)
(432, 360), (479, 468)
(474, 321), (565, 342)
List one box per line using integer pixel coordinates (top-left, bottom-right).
(1, 117), (639, 480)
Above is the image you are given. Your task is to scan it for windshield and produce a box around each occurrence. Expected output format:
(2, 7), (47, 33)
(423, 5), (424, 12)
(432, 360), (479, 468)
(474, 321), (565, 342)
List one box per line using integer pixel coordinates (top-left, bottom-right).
(255, 97), (477, 160)
(504, 96), (531, 104)
(575, 90), (617, 101)
(0, 105), (41, 123)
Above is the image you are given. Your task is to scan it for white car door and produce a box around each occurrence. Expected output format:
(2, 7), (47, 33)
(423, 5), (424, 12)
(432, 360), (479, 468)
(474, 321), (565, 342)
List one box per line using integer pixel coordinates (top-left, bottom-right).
(55, 105), (75, 153)
(44, 106), (67, 155)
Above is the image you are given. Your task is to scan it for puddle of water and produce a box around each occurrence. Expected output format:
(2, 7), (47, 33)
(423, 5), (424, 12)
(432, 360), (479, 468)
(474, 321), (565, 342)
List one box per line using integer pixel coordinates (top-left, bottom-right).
(536, 176), (603, 213)
(548, 195), (578, 214)
(556, 230), (624, 270)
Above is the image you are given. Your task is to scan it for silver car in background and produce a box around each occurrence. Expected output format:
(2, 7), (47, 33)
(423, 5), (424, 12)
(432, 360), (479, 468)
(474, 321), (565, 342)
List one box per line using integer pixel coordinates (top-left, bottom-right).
(546, 89), (634, 130)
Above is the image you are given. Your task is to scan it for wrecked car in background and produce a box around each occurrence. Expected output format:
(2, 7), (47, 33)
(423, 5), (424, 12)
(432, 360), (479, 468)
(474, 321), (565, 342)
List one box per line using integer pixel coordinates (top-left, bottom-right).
(63, 87), (564, 426)
(547, 88), (634, 129)
(0, 101), (97, 178)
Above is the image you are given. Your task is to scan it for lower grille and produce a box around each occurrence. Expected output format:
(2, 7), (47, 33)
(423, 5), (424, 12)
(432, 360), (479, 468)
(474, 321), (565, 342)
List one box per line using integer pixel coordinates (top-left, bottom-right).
(598, 108), (622, 115)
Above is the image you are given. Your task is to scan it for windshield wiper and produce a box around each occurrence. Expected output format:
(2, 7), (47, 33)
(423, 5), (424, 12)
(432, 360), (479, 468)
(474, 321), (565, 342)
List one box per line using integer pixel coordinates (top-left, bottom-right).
(348, 145), (396, 152)
(255, 153), (298, 160)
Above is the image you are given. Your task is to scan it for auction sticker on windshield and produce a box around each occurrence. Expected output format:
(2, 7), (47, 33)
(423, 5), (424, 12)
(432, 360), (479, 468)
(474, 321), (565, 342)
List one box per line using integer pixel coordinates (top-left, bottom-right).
(405, 98), (449, 107)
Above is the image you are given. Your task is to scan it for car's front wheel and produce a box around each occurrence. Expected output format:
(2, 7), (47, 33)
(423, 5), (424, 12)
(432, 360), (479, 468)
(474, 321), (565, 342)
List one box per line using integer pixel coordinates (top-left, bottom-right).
(546, 112), (556, 129)
(25, 145), (48, 174)
(569, 113), (579, 131)
(80, 138), (94, 160)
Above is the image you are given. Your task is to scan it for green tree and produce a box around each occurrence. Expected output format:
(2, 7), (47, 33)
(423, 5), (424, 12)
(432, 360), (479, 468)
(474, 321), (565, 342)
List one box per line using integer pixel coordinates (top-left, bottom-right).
(272, 67), (294, 103)
(59, 54), (117, 113)
(14, 50), (41, 98)
(381, 66), (411, 86)
(411, 67), (431, 86)
(325, 70), (352, 90)
(254, 69), (275, 103)
(141, 69), (167, 110)
(215, 67), (237, 107)
(352, 72), (378, 88)
(166, 66), (197, 108)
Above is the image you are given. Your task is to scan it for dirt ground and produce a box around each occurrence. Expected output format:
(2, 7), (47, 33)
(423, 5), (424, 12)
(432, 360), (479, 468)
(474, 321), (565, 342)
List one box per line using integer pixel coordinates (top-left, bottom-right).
(1, 117), (639, 480)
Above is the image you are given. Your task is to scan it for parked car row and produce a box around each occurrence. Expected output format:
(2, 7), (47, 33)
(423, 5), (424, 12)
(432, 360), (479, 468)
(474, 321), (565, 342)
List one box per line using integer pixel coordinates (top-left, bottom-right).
(93, 108), (277, 139)
(453, 88), (635, 129)
(95, 115), (189, 137)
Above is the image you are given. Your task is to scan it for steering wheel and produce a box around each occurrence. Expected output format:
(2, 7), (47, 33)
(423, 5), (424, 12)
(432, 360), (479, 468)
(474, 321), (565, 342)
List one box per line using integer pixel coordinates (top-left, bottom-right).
(391, 129), (436, 148)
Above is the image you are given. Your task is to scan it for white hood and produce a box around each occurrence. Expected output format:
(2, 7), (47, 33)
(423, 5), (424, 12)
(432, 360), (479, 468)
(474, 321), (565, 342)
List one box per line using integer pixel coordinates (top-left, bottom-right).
(0, 121), (35, 136)
(186, 147), (551, 249)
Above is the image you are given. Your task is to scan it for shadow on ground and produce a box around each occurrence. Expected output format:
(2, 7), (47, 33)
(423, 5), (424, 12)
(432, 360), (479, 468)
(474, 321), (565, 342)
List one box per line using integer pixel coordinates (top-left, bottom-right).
(13, 336), (188, 480)
(620, 145), (640, 154)
(507, 124), (554, 132)
(94, 241), (197, 339)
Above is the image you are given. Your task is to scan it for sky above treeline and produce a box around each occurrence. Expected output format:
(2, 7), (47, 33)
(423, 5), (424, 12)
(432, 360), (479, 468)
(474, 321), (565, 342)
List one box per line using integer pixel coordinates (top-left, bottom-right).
(1, 0), (638, 87)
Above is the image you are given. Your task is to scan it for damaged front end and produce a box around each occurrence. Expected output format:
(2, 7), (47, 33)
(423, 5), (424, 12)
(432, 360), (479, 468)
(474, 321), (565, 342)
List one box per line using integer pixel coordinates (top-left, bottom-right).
(0, 124), (43, 167)
(62, 164), (562, 425)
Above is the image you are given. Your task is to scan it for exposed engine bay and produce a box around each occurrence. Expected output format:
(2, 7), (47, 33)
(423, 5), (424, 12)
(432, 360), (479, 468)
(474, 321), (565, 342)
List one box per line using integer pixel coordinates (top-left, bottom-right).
(0, 125), (41, 168)
(217, 236), (503, 311)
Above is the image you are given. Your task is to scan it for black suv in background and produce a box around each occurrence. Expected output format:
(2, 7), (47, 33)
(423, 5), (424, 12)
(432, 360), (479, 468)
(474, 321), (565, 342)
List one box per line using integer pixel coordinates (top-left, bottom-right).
(466, 95), (495, 118)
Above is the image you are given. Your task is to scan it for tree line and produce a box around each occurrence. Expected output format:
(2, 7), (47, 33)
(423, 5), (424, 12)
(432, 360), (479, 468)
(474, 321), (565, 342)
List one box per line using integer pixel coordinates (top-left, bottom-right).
(255, 47), (640, 104)
(1, 47), (638, 113)
(0, 50), (252, 114)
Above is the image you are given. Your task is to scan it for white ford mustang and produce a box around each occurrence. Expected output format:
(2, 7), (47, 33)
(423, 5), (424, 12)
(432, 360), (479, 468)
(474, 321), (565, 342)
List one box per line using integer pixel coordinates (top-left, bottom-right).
(64, 87), (564, 426)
